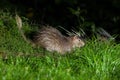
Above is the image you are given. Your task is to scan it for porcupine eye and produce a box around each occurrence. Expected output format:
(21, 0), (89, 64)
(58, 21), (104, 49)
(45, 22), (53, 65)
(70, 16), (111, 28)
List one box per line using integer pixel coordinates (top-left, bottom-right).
(77, 36), (82, 42)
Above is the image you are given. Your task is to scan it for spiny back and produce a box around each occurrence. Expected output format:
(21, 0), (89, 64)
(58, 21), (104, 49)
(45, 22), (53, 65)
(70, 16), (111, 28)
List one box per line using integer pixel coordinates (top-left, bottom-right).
(34, 26), (65, 45)
(34, 26), (73, 53)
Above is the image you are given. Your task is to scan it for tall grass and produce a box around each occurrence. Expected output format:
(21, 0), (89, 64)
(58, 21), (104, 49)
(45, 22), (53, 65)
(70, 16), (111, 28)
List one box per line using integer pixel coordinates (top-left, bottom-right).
(0, 11), (120, 80)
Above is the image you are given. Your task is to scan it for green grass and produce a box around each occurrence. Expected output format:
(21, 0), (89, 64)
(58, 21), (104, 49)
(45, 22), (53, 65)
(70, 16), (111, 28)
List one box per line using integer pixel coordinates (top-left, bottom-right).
(0, 11), (120, 80)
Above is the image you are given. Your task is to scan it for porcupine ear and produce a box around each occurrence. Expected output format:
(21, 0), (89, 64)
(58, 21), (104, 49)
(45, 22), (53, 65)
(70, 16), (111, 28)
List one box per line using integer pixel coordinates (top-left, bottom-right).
(71, 28), (86, 40)
(73, 35), (79, 40)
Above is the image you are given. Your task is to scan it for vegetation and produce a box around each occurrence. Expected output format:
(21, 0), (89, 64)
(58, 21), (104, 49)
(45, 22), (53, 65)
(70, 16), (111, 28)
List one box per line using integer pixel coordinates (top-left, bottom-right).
(0, 10), (120, 80)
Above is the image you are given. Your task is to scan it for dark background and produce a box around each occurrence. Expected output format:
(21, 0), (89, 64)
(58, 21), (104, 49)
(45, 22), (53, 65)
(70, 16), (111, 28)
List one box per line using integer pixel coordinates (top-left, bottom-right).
(0, 0), (120, 40)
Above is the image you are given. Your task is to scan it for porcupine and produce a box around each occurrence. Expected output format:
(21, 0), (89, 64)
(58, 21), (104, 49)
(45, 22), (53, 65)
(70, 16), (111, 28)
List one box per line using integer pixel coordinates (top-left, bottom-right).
(15, 14), (85, 54)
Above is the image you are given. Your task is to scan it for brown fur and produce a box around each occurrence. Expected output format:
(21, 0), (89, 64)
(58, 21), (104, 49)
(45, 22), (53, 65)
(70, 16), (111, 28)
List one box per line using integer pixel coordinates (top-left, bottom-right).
(15, 15), (85, 54)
